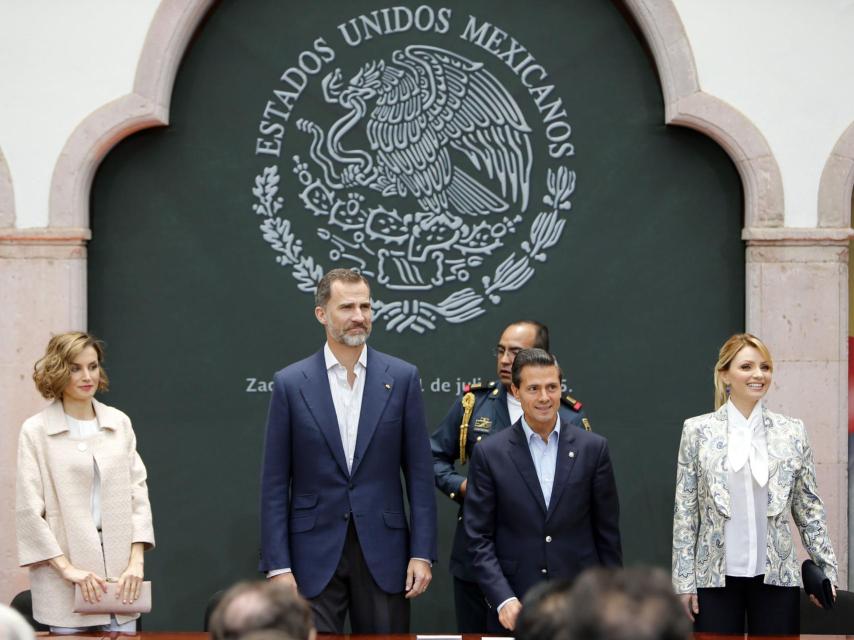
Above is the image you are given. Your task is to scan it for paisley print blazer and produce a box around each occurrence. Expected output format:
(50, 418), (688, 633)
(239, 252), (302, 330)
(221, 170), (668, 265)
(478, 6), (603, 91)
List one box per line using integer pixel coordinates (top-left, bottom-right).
(672, 405), (837, 593)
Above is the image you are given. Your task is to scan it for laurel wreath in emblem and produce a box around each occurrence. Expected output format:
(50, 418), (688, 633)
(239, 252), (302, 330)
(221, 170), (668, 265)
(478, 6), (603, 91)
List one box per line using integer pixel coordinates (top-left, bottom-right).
(250, 45), (575, 333)
(251, 163), (574, 333)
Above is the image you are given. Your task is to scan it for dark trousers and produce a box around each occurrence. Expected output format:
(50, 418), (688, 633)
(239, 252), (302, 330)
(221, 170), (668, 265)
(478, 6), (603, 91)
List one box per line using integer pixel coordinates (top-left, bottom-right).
(308, 520), (409, 634)
(453, 576), (489, 633)
(695, 575), (800, 636)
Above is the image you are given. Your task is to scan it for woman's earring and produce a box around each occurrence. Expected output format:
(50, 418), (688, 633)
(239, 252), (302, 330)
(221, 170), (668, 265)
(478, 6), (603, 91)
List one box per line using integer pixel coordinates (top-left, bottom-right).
(725, 384), (731, 396)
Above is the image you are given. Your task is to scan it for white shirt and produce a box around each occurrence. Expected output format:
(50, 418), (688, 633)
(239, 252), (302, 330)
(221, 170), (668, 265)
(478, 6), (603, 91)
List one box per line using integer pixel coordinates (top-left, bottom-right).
(65, 414), (102, 530)
(520, 416), (560, 508)
(324, 342), (367, 473)
(724, 399), (769, 577)
(507, 393), (523, 425)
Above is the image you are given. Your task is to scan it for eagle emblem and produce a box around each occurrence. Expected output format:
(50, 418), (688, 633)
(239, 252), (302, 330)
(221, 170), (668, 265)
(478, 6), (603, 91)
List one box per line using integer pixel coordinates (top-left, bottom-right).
(251, 41), (575, 333)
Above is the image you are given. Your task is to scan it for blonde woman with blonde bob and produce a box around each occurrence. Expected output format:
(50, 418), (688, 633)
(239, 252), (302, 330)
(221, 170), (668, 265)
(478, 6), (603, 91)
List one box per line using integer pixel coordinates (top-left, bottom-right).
(16, 332), (154, 633)
(672, 333), (837, 635)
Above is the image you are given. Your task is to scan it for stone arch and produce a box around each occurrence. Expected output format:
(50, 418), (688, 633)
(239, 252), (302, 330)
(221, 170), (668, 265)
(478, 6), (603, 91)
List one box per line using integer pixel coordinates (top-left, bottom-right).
(47, 0), (214, 229)
(818, 122), (854, 229)
(623, 0), (783, 228)
(47, 0), (781, 231)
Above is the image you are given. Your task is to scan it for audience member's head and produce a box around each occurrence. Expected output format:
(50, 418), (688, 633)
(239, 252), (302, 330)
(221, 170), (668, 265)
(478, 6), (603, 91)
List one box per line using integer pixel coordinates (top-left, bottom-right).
(561, 567), (691, 640)
(516, 579), (575, 640)
(0, 604), (35, 640)
(209, 581), (315, 640)
(518, 567), (690, 640)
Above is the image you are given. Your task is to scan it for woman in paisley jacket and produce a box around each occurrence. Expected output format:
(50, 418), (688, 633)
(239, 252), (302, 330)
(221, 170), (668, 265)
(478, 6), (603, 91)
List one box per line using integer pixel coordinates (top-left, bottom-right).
(672, 333), (837, 635)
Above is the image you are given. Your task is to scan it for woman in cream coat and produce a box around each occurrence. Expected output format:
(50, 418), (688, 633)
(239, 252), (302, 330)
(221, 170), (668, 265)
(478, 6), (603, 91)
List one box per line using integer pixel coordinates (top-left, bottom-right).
(672, 333), (837, 635)
(16, 332), (154, 632)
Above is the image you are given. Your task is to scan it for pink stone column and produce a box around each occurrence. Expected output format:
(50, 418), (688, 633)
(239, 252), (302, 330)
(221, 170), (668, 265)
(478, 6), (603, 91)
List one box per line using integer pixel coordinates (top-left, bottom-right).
(0, 228), (88, 607)
(745, 227), (852, 587)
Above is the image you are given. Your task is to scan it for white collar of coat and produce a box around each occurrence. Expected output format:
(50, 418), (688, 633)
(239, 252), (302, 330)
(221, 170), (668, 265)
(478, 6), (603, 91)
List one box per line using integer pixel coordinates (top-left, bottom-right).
(726, 398), (769, 486)
(44, 397), (119, 435)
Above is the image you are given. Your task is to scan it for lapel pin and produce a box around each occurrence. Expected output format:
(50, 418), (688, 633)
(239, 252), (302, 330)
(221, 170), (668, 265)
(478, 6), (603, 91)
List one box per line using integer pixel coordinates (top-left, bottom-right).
(568, 451), (575, 458)
(384, 383), (392, 389)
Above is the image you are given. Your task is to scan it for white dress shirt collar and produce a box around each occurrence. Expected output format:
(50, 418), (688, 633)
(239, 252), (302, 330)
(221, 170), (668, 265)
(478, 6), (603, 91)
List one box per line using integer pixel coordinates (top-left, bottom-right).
(324, 342), (367, 371)
(520, 415), (560, 443)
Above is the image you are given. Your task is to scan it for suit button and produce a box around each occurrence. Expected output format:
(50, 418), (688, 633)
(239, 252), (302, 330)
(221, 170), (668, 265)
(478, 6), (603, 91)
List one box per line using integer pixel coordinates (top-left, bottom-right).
(476, 436), (482, 442)
(545, 535), (552, 543)
(458, 516), (463, 521)
(541, 568), (548, 574)
(349, 484), (354, 490)
(344, 513), (350, 520)
(450, 492), (456, 499)
(77, 442), (87, 452)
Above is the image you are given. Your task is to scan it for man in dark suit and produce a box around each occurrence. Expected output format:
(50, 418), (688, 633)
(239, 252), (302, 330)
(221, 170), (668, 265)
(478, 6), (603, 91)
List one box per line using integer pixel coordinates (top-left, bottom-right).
(431, 321), (591, 632)
(464, 348), (622, 632)
(259, 269), (437, 633)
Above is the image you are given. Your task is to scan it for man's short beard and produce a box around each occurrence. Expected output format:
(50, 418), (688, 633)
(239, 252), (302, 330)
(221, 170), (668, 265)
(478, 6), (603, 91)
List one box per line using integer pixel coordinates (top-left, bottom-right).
(341, 332), (369, 347)
(331, 326), (370, 347)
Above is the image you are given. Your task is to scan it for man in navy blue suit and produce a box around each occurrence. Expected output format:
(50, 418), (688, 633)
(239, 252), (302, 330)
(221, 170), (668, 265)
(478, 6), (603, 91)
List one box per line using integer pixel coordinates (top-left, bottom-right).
(259, 269), (437, 633)
(464, 348), (622, 632)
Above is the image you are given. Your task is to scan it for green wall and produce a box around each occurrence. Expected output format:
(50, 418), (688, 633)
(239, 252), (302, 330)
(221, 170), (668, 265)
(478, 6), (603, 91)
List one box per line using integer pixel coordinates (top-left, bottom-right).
(88, 0), (743, 630)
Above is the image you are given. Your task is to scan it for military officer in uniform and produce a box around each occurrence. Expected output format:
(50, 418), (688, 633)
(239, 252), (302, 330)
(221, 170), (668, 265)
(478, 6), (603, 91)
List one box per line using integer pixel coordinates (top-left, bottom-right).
(430, 321), (591, 632)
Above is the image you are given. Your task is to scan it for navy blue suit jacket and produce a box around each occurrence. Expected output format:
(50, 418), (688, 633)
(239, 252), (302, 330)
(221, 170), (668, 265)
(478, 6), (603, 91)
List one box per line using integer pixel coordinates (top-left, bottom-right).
(464, 419), (622, 609)
(259, 347), (438, 598)
(431, 384), (588, 582)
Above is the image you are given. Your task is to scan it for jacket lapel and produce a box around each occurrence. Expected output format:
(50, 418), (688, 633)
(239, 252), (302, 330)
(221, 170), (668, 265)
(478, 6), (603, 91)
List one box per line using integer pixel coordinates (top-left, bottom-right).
(763, 407), (790, 516)
(709, 405), (732, 518)
(351, 348), (393, 477)
(44, 399), (69, 435)
(508, 422), (548, 514)
(546, 421), (578, 521)
(299, 350), (350, 477)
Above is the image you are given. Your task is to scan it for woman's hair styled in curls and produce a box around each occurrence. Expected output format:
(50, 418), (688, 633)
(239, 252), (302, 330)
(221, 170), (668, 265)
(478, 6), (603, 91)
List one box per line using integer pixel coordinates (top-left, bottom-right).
(32, 332), (109, 400)
(713, 333), (773, 410)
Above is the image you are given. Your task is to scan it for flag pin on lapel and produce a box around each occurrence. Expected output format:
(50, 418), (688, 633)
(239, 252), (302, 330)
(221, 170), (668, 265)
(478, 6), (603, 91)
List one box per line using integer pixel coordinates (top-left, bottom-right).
(568, 451), (575, 458)
(384, 383), (392, 389)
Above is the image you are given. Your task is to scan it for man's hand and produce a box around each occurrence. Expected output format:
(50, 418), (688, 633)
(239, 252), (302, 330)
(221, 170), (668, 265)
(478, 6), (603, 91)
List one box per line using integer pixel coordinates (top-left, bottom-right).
(679, 593), (699, 621)
(270, 572), (298, 593)
(499, 598), (522, 631)
(405, 559), (432, 599)
(459, 479), (467, 497)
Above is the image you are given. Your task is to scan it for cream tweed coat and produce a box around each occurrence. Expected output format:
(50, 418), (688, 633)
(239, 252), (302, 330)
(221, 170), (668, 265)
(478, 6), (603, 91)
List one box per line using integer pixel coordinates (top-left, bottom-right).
(16, 398), (155, 627)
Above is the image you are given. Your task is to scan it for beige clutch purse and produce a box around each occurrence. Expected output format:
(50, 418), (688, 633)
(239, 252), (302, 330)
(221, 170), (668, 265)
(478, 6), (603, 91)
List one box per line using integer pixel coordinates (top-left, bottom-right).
(73, 581), (152, 614)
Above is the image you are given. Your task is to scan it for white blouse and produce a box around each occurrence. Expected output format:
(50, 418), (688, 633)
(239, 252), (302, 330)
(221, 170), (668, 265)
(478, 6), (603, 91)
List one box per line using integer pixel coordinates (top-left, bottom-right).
(724, 399), (769, 577)
(65, 414), (102, 531)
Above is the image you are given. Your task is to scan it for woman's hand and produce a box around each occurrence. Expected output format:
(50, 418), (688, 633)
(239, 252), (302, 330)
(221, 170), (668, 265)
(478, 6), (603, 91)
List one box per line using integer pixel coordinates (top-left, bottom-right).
(809, 584), (837, 609)
(117, 543), (146, 604)
(61, 565), (108, 603)
(679, 593), (699, 621)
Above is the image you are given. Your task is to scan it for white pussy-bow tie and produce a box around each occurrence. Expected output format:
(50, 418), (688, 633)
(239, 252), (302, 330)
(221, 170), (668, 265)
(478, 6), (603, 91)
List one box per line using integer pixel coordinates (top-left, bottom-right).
(729, 415), (769, 487)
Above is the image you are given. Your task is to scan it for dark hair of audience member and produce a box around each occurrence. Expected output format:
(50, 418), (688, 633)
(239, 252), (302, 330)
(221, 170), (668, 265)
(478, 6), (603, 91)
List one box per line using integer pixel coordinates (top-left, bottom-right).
(209, 581), (314, 640)
(516, 579), (575, 640)
(561, 567), (692, 640)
